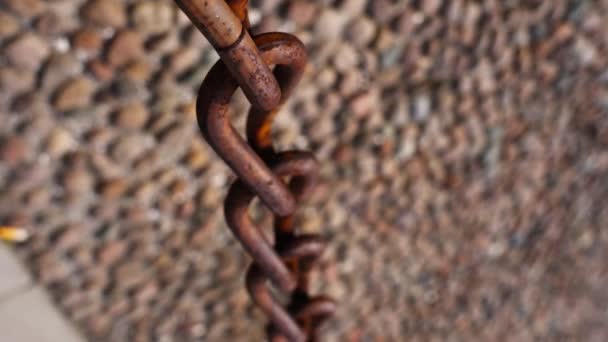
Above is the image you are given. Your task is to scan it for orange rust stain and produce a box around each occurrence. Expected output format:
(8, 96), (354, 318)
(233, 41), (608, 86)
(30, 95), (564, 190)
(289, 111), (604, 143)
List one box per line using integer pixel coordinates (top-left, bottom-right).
(226, 0), (250, 28)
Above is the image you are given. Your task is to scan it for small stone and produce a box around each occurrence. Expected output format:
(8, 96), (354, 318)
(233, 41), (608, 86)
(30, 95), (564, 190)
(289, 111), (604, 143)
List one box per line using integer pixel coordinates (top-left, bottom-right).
(99, 178), (128, 199)
(132, 1), (176, 35)
(476, 59), (496, 94)
(53, 77), (96, 111)
(176, 101), (197, 123)
(422, 0), (443, 15)
(155, 123), (193, 162)
(0, 11), (20, 38)
(287, 1), (318, 27)
(40, 53), (82, 91)
(169, 47), (201, 74)
(62, 167), (94, 194)
(114, 102), (149, 129)
(133, 182), (157, 205)
(340, 0), (367, 15)
(72, 28), (103, 53)
(184, 146), (209, 170)
(315, 9), (348, 40)
(51, 224), (83, 250)
(350, 91), (376, 118)
(168, 178), (188, 202)
(82, 0), (127, 28)
(375, 28), (396, 51)
(87, 60), (114, 82)
(346, 16), (377, 47)
(110, 77), (145, 100)
(0, 136), (29, 166)
(110, 134), (155, 163)
(135, 281), (159, 303)
(151, 82), (188, 113)
(24, 187), (51, 208)
(85, 127), (115, 150)
(4, 0), (46, 18)
(0, 67), (35, 95)
(124, 60), (152, 82)
(90, 154), (122, 179)
(34, 11), (65, 35)
(133, 149), (160, 174)
(114, 261), (148, 289)
(333, 44), (360, 72)
(316, 69), (337, 92)
(339, 70), (366, 96)
(97, 241), (127, 266)
(146, 32), (180, 54)
(413, 93), (431, 122)
(160, 122), (192, 145)
(5, 32), (50, 69)
(36, 252), (70, 284)
(199, 187), (221, 208)
(574, 37), (597, 66)
(46, 127), (77, 158)
(107, 30), (144, 67)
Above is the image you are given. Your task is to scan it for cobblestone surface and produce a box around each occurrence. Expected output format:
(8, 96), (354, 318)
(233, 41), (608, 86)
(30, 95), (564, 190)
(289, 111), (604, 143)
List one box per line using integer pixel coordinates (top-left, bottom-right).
(1, 0), (607, 341)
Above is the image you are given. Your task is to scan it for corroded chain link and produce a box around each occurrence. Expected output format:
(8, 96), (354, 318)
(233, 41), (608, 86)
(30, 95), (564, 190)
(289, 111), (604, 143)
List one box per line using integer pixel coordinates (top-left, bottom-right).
(172, 1), (335, 340)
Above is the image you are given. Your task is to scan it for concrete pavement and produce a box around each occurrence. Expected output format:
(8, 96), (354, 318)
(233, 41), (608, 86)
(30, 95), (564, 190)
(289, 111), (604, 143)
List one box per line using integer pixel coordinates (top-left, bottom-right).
(0, 244), (84, 342)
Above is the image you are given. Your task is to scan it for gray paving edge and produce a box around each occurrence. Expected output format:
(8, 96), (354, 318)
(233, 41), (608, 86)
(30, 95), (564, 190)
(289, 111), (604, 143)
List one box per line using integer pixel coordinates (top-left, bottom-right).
(0, 244), (86, 342)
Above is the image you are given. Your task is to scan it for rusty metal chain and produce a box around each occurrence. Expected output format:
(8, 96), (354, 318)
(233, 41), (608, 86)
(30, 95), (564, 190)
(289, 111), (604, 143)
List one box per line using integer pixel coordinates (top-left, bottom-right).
(172, 1), (335, 340)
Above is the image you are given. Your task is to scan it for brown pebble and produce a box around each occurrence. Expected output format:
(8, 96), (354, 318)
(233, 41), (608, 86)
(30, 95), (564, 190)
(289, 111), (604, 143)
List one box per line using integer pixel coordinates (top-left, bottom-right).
(40, 53), (82, 91)
(314, 9), (348, 40)
(51, 224), (83, 250)
(82, 0), (127, 28)
(72, 28), (103, 53)
(4, 32), (50, 70)
(99, 178), (128, 199)
(114, 261), (147, 290)
(4, 0), (46, 19)
(87, 60), (114, 82)
(184, 147), (209, 170)
(114, 102), (149, 129)
(346, 16), (377, 47)
(110, 133), (154, 163)
(0, 67), (35, 95)
(350, 90), (376, 118)
(107, 30), (144, 67)
(169, 48), (201, 74)
(0, 136), (29, 166)
(124, 60), (152, 82)
(62, 167), (94, 194)
(53, 77), (96, 111)
(132, 1), (176, 35)
(46, 127), (77, 158)
(0, 11), (20, 38)
(97, 241), (127, 266)
(287, 1), (318, 27)
(34, 11), (65, 35)
(333, 44), (360, 72)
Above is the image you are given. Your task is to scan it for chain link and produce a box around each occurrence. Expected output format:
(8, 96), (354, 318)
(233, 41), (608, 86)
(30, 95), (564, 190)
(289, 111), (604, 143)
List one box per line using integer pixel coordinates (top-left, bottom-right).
(173, 1), (335, 340)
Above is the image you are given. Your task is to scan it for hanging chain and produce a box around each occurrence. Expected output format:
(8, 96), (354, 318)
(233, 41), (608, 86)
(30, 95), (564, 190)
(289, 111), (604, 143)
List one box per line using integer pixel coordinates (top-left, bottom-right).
(172, 1), (335, 340)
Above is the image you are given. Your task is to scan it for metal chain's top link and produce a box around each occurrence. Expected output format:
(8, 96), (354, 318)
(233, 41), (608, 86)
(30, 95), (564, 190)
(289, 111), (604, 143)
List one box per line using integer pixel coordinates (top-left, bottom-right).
(173, 1), (336, 341)
(173, 0), (280, 112)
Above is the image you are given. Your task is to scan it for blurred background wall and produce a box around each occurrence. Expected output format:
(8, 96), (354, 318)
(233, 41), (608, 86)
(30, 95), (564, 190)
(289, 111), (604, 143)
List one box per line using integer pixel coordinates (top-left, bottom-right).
(0, 0), (607, 340)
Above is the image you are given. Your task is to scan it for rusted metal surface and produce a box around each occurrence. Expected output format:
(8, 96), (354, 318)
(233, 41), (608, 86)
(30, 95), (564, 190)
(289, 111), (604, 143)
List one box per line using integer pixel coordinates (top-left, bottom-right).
(173, 0), (242, 47)
(175, 1), (335, 340)
(226, 0), (250, 28)
(173, 0), (280, 111)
